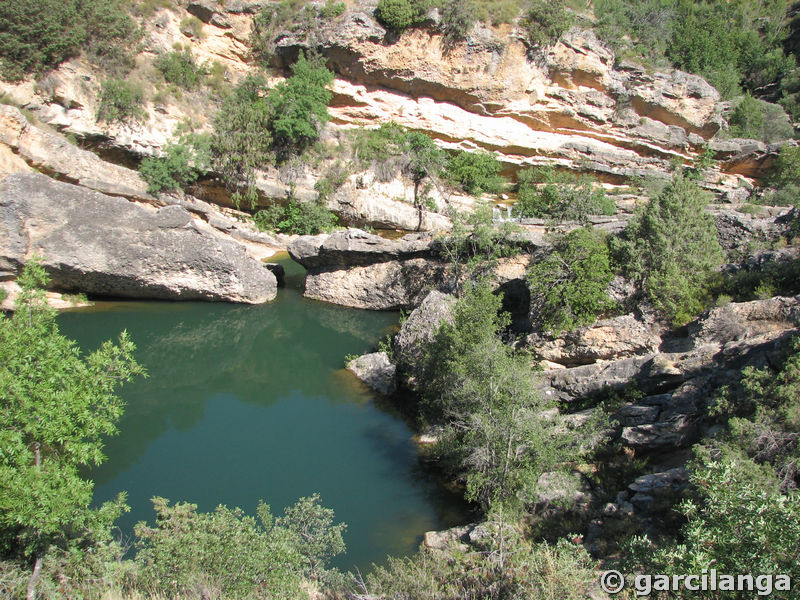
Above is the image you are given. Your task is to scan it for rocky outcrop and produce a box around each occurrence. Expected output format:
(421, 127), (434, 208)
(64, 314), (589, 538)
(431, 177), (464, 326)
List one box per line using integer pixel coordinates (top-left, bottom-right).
(394, 290), (456, 381)
(288, 228), (541, 310)
(0, 173), (277, 303)
(346, 351), (398, 395)
(537, 295), (800, 451)
(0, 105), (151, 200)
(0, 3), (754, 235)
(289, 229), (448, 309)
(525, 314), (663, 367)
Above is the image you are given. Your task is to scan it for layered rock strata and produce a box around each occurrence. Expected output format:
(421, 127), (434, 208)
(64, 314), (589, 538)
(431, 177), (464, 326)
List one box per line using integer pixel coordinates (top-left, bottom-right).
(0, 173), (277, 303)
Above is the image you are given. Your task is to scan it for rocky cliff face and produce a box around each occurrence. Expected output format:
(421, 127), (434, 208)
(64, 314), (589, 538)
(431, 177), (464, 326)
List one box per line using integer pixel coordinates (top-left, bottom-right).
(0, 0), (773, 233)
(0, 173), (277, 303)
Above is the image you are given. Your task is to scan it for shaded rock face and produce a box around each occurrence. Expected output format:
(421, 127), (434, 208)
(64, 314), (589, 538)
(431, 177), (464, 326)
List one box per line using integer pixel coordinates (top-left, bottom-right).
(288, 229), (540, 310)
(289, 229), (450, 309)
(0, 173), (277, 303)
(393, 290), (456, 381)
(347, 351), (397, 395)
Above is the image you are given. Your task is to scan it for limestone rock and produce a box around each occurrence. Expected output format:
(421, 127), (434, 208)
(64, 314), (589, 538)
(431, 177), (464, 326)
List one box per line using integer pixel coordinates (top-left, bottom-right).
(347, 352), (398, 395)
(288, 229), (436, 269)
(394, 291), (456, 379)
(690, 294), (800, 347)
(0, 105), (150, 201)
(0, 173), (276, 303)
(526, 314), (663, 367)
(187, 0), (218, 23)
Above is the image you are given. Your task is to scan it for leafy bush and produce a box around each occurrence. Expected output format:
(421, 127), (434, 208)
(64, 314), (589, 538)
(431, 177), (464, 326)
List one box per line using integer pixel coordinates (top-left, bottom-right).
(139, 136), (211, 194)
(254, 196), (338, 235)
(520, 0), (573, 48)
(375, 0), (430, 33)
(440, 0), (476, 44)
(627, 447), (800, 599)
(366, 535), (599, 599)
(612, 173), (724, 324)
(154, 50), (206, 89)
(419, 281), (592, 511)
(0, 0), (138, 81)
(727, 93), (793, 142)
(135, 498), (307, 598)
(268, 53), (334, 160)
(713, 336), (800, 491)
(528, 227), (616, 334)
(0, 260), (143, 598)
(445, 150), (505, 195)
(210, 74), (273, 205)
(515, 166), (615, 223)
(97, 78), (146, 123)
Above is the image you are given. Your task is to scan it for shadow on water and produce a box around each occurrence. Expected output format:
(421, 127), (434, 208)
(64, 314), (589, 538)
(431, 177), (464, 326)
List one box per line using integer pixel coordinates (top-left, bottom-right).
(59, 255), (470, 571)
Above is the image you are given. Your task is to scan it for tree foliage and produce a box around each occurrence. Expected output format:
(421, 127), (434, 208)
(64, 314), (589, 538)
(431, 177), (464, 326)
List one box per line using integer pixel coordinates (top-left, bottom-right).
(520, 0), (573, 49)
(0, 260), (143, 598)
(139, 135), (212, 194)
(627, 447), (800, 599)
(419, 282), (588, 512)
(375, 0), (430, 33)
(97, 78), (146, 124)
(134, 498), (306, 598)
(209, 54), (334, 205)
(612, 173), (724, 324)
(0, 0), (139, 81)
(268, 53), (334, 160)
(528, 227), (616, 334)
(515, 166), (615, 223)
(445, 150), (505, 196)
(154, 49), (206, 89)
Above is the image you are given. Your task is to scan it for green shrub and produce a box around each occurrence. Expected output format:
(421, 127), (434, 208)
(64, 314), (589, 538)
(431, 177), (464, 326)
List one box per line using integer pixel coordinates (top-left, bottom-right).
(515, 166), (615, 223)
(254, 197), (338, 235)
(626, 446), (800, 599)
(520, 0), (573, 48)
(97, 78), (146, 123)
(267, 53), (334, 160)
(134, 498), (307, 598)
(139, 138), (211, 194)
(612, 173), (724, 325)
(210, 74), (273, 204)
(528, 227), (616, 334)
(319, 0), (346, 19)
(375, 0), (430, 33)
(0, 0), (138, 81)
(440, 0), (476, 43)
(727, 93), (793, 142)
(154, 50), (206, 89)
(366, 535), (599, 599)
(445, 150), (505, 195)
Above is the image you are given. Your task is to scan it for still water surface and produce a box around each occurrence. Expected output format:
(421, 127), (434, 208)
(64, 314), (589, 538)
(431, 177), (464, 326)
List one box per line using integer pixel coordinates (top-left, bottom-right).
(57, 256), (467, 571)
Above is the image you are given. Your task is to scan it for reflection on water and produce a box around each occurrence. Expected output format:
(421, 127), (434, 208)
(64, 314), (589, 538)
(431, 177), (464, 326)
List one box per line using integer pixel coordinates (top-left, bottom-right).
(58, 257), (468, 571)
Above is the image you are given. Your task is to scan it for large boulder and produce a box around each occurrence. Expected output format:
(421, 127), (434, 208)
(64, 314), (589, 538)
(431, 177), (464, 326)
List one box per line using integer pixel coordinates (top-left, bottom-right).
(394, 290), (456, 380)
(0, 173), (277, 303)
(289, 229), (449, 309)
(346, 352), (397, 395)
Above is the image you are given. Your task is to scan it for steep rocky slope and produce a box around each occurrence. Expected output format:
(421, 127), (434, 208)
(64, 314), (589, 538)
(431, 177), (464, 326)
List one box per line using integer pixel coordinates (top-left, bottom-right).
(0, 0), (780, 232)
